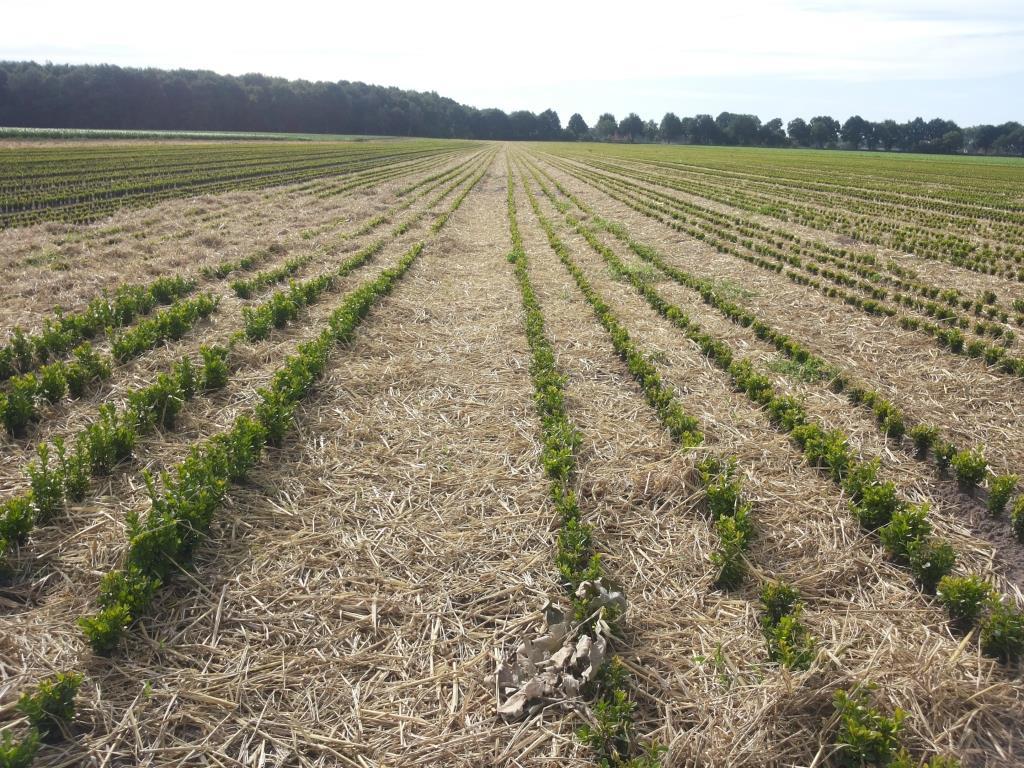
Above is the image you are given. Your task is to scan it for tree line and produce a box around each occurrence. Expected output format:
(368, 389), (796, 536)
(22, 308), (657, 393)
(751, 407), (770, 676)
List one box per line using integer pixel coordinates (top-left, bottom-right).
(0, 62), (1020, 155)
(570, 111), (1023, 155)
(0, 62), (563, 141)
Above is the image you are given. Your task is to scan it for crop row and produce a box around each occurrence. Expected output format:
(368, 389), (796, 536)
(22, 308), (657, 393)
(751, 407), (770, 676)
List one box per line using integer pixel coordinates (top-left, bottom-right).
(565, 155), (1024, 327)
(0, 152), (494, 579)
(523, 159), (1024, 539)
(1, 146), (471, 385)
(504, 164), (659, 766)
(573, 149), (1024, 279)
(602, 153), (1024, 265)
(0, 294), (219, 438)
(239, 152), (493, 343)
(0, 275), (194, 380)
(547, 158), (1024, 382)
(522, 157), (1023, 667)
(515, 159), (960, 766)
(78, 156), (489, 652)
(0, 142), (473, 228)
(0, 153), (491, 763)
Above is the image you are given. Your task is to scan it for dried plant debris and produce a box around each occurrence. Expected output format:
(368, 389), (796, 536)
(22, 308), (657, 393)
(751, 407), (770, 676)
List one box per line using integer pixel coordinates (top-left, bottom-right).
(496, 581), (625, 720)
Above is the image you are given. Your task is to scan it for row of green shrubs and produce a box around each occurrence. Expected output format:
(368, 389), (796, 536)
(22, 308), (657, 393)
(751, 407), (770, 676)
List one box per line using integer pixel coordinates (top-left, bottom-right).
(1, 295), (218, 439)
(80, 239), (425, 653)
(508, 163), (660, 767)
(239, 154), (495, 344)
(540, 160), (1024, 542)
(0, 276), (193, 381)
(231, 254), (308, 298)
(521, 161), (769, 596)
(110, 293), (218, 361)
(528, 166), (1024, 666)
(525, 157), (962, 767)
(2, 157), (489, 767)
(0, 346), (229, 569)
(528, 155), (967, 766)
(557, 160), (1024, 381)
(80, 158), (490, 654)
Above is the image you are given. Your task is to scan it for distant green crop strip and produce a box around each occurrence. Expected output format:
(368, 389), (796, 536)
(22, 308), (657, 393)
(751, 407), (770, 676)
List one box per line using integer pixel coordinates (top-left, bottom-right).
(0, 140), (473, 228)
(584, 149), (1024, 282)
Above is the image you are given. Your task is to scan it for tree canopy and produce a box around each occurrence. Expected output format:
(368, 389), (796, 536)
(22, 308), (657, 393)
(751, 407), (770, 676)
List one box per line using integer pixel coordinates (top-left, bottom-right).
(0, 61), (1020, 155)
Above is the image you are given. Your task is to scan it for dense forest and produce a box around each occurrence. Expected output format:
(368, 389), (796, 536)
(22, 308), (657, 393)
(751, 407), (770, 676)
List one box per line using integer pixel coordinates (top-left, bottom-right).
(0, 61), (1021, 155)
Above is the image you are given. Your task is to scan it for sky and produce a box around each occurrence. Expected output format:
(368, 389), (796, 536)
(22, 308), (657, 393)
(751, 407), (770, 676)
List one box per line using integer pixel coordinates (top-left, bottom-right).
(2, 0), (1022, 127)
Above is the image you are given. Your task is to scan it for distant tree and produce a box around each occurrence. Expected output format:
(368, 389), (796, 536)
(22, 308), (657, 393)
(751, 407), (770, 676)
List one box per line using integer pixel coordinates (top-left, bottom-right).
(940, 130), (964, 153)
(0, 61), (1007, 154)
(567, 112), (589, 139)
(659, 112), (683, 143)
(969, 123), (1002, 153)
(903, 117), (928, 150)
(863, 122), (879, 150)
(875, 119), (900, 150)
(760, 118), (787, 147)
(808, 115), (840, 147)
(992, 124), (1024, 155)
(692, 114), (719, 145)
(717, 113), (760, 146)
(594, 112), (618, 140)
(538, 109), (562, 140)
(509, 110), (538, 140)
(787, 118), (811, 146)
(618, 112), (645, 142)
(678, 116), (697, 143)
(841, 115), (869, 149)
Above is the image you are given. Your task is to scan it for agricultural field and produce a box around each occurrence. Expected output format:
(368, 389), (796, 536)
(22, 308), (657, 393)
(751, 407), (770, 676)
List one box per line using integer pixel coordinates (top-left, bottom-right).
(0, 137), (1022, 767)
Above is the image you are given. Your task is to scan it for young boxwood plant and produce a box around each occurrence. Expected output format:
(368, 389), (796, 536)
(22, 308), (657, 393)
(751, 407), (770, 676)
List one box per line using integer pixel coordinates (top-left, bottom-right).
(699, 458), (755, 590)
(759, 582), (816, 670)
(987, 474), (1017, 517)
(950, 448), (987, 493)
(980, 601), (1024, 663)
(937, 575), (994, 631)
(0, 729), (39, 768)
(16, 670), (83, 741)
(832, 685), (907, 767)
(1012, 497), (1024, 543)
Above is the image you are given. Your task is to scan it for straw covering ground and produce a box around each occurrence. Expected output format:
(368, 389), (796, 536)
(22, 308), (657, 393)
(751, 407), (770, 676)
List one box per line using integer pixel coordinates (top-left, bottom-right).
(1, 138), (1023, 767)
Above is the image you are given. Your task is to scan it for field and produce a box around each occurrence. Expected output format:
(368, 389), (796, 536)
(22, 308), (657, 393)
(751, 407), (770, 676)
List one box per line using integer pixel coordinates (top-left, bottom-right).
(0, 138), (1022, 767)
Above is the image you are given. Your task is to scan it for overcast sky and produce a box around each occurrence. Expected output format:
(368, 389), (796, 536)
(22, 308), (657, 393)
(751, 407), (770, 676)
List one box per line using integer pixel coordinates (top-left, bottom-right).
(3, 0), (1022, 126)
